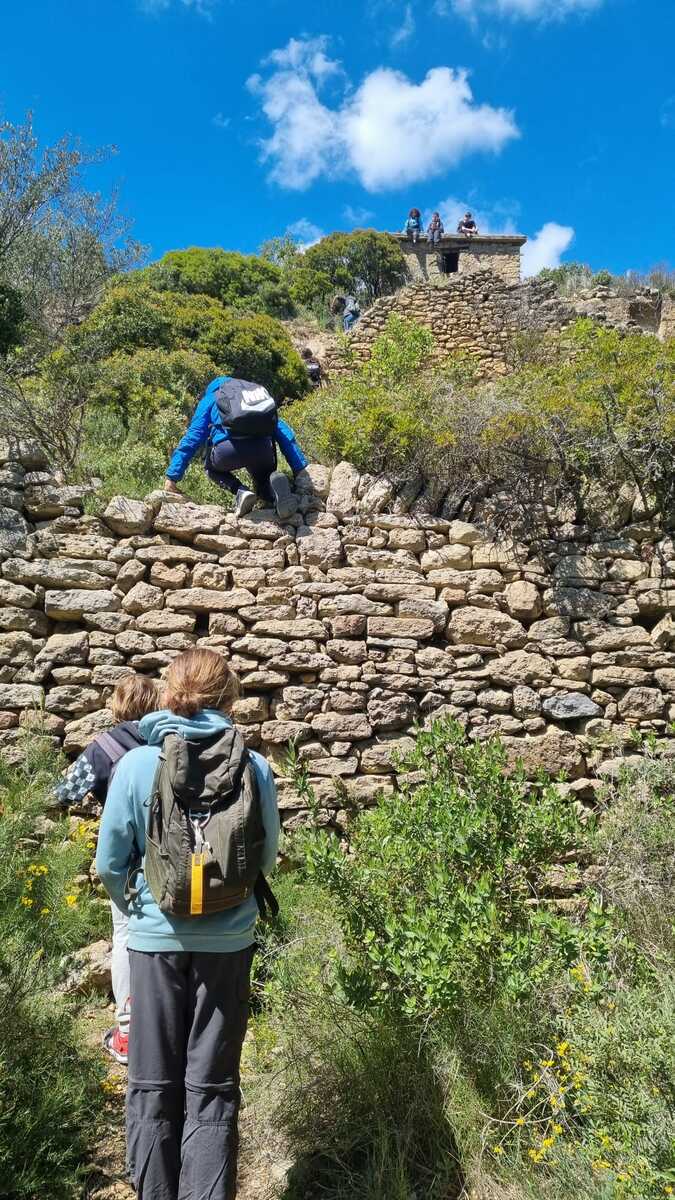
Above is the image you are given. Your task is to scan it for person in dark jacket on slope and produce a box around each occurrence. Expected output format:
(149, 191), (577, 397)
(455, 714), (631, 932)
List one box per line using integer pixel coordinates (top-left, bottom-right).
(53, 673), (159, 1065)
(164, 375), (309, 520)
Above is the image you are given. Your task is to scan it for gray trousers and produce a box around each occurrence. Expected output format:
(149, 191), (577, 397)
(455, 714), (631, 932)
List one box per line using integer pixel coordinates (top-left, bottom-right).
(127, 946), (254, 1200)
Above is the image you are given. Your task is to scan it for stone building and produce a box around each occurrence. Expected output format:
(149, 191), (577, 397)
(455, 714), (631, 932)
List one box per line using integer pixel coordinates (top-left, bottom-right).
(394, 232), (526, 287)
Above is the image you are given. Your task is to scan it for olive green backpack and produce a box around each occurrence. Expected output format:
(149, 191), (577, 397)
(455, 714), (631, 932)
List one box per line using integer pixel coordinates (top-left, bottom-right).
(143, 727), (277, 919)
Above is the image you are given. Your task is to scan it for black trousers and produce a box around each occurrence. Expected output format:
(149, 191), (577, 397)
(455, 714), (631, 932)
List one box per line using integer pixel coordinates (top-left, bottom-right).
(205, 438), (276, 501)
(126, 946), (254, 1200)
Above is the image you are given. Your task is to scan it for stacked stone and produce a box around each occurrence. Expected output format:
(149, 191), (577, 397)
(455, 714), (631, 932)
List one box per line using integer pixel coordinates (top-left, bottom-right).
(1, 447), (674, 829)
(326, 272), (669, 379)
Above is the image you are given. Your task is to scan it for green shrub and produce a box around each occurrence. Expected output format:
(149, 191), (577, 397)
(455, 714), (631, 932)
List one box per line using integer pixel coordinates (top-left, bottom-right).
(301, 230), (408, 305)
(299, 719), (604, 1021)
(0, 736), (107, 1198)
(0, 281), (26, 355)
(138, 246), (295, 318)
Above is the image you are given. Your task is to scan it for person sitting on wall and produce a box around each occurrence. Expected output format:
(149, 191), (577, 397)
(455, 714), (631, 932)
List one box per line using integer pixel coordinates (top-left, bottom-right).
(457, 212), (478, 237)
(427, 212), (444, 246)
(163, 375), (308, 520)
(404, 208), (423, 244)
(301, 348), (323, 388)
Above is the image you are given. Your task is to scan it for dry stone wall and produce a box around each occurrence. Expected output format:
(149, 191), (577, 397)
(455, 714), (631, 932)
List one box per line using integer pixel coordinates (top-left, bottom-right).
(327, 273), (671, 378)
(1, 441), (674, 827)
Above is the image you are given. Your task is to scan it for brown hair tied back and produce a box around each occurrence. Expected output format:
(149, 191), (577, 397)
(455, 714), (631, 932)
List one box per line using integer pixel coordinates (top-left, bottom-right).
(110, 674), (159, 723)
(162, 648), (239, 718)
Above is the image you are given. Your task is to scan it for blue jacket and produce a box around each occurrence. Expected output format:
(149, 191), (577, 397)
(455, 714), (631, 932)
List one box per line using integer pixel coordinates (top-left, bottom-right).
(95, 709), (281, 953)
(166, 376), (309, 482)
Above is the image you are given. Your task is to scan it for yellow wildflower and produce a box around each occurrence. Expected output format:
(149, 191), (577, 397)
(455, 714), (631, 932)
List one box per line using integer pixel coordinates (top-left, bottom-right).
(65, 894), (77, 907)
(556, 1041), (570, 1056)
(522, 1059), (532, 1069)
(542, 1137), (555, 1149)
(515, 1117), (525, 1127)
(526, 1090), (536, 1099)
(40, 907), (50, 916)
(492, 1145), (504, 1156)
(21, 896), (34, 907)
(552, 1124), (563, 1135)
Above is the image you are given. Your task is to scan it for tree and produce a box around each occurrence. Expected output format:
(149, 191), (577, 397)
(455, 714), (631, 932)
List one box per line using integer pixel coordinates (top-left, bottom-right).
(0, 112), (143, 345)
(137, 246), (294, 318)
(0, 283), (24, 355)
(301, 230), (408, 305)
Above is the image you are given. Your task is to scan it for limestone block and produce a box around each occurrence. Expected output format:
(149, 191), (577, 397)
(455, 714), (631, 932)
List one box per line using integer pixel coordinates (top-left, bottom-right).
(154, 502), (223, 538)
(478, 689), (512, 712)
(415, 646), (453, 677)
(115, 631), (156, 655)
(421, 544), (473, 572)
(556, 655), (591, 681)
(62, 708), (114, 751)
(233, 636), (287, 659)
(608, 559), (648, 582)
(135, 610), (196, 634)
(651, 615), (675, 647)
(37, 631), (89, 665)
(654, 668), (675, 694)
(232, 696), (269, 724)
(145, 562), (188, 592)
(122, 581), (165, 614)
(45, 590), (119, 621)
(117, 559), (147, 593)
(0, 632), (36, 665)
(347, 546), (422, 573)
(222, 548), (286, 569)
(136, 544), (215, 564)
(296, 526), (343, 568)
(91, 665), (134, 688)
(398, 597), (449, 632)
(367, 690), (417, 730)
(554, 556), (606, 584)
(367, 617), (434, 641)
(3, 557), (110, 590)
(156, 633), (197, 651)
(326, 639), (368, 664)
(208, 614), (246, 637)
(618, 687), (664, 719)
(295, 463), (332, 498)
(472, 540), (522, 570)
(448, 606), (526, 649)
(490, 651), (553, 688)
(360, 736), (415, 773)
(590, 666), (651, 689)
(268, 652), (332, 674)
(239, 605), (295, 624)
(165, 588), (255, 613)
(58, 534), (117, 561)
(311, 712), (373, 741)
(319, 595), (392, 618)
(46, 686), (102, 717)
(502, 729), (585, 779)
(308, 757), (359, 777)
(275, 687), (324, 721)
(542, 694), (602, 721)
(360, 477), (395, 513)
(193, 533), (248, 553)
(544, 588), (614, 621)
(446, 520), (481, 546)
(62, 939), (112, 997)
(347, 776), (394, 803)
(0, 506), (29, 555)
(0, 683), (44, 709)
(326, 462), (360, 518)
(241, 669), (290, 688)
(573, 620), (650, 652)
(504, 580), (542, 621)
(23, 483), (87, 518)
(192, 563), (231, 590)
(388, 528), (426, 552)
(251, 619), (326, 641)
(84, 611), (133, 634)
(261, 721), (312, 744)
(0, 580), (37, 609)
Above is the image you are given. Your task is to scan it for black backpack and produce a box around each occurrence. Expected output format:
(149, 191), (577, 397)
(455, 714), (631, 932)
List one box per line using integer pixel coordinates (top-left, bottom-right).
(214, 378), (278, 438)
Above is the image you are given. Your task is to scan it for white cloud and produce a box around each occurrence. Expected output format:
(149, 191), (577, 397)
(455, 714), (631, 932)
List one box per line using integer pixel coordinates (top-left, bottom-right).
(248, 36), (519, 192)
(521, 222), (574, 276)
(286, 218), (325, 250)
(390, 3), (416, 45)
(660, 96), (675, 129)
(343, 204), (376, 226)
(439, 0), (602, 19)
(212, 112), (230, 129)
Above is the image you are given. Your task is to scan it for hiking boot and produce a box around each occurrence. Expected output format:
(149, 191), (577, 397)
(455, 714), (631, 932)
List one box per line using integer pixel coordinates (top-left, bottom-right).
(234, 487), (256, 518)
(103, 1025), (128, 1066)
(269, 471), (297, 521)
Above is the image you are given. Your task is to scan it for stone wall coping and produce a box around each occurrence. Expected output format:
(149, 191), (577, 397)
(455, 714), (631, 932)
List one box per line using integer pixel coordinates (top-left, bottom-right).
(392, 233), (527, 248)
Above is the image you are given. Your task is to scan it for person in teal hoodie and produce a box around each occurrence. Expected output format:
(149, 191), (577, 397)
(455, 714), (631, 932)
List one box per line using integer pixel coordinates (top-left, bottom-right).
(164, 374), (309, 520)
(96, 648), (280, 1200)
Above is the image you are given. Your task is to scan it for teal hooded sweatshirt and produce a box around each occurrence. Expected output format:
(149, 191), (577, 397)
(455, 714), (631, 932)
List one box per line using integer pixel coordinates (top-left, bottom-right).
(95, 709), (280, 953)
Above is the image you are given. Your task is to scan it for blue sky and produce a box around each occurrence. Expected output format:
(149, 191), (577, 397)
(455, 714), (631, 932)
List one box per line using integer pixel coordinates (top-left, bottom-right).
(1, 0), (673, 276)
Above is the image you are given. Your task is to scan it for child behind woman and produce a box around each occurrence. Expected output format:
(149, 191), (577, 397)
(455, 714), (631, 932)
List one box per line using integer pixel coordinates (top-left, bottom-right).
(53, 673), (159, 1064)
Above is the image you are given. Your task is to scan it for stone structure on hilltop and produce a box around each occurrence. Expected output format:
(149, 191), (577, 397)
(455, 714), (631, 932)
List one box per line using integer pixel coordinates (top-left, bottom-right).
(394, 232), (526, 287)
(325, 265), (673, 379)
(1, 440), (674, 829)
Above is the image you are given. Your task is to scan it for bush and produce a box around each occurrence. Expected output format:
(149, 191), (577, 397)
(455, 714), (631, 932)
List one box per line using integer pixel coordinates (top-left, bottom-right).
(0, 735), (107, 1198)
(0, 281), (25, 355)
(138, 246), (295, 318)
(301, 230), (409, 305)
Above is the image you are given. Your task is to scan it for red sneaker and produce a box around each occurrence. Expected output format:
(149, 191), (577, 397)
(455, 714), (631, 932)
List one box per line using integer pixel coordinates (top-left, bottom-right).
(103, 1025), (128, 1066)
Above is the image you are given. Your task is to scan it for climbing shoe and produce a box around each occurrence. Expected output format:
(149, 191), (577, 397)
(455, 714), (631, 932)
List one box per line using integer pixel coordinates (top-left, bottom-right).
(103, 1025), (128, 1066)
(234, 487), (256, 518)
(269, 471), (297, 521)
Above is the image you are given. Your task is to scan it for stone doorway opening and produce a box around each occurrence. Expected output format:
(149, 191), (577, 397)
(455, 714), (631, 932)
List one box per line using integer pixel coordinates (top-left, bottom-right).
(440, 250), (459, 274)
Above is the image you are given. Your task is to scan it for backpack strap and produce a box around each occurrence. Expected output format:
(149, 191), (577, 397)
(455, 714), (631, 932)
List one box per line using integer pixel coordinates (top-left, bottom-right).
(93, 730), (128, 769)
(254, 873), (279, 921)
